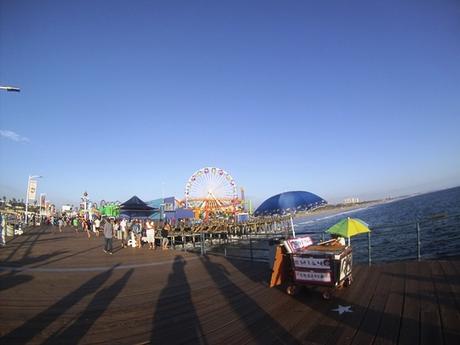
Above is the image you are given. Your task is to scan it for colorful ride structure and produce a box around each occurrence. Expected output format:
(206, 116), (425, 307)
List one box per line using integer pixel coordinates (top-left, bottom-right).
(98, 200), (120, 218)
(184, 167), (243, 220)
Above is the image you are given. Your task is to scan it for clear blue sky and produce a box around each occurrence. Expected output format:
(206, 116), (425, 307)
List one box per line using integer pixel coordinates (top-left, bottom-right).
(1, 0), (459, 207)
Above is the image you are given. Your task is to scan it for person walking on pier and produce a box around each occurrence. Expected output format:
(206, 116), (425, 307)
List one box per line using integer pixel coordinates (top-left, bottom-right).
(94, 217), (101, 237)
(103, 218), (114, 255)
(0, 214), (5, 246)
(161, 221), (170, 250)
(85, 218), (92, 239)
(73, 217), (79, 232)
(58, 218), (64, 233)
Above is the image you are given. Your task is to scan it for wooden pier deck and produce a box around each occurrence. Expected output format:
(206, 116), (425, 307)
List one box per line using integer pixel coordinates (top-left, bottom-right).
(1, 226), (459, 344)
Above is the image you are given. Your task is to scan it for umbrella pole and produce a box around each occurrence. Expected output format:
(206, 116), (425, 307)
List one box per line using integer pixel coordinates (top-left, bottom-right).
(290, 215), (296, 238)
(347, 237), (350, 246)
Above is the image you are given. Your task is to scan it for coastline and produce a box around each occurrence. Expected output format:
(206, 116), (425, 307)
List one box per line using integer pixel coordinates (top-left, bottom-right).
(294, 199), (388, 222)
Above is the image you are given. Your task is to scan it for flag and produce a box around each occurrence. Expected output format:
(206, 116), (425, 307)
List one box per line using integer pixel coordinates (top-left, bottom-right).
(28, 179), (38, 200)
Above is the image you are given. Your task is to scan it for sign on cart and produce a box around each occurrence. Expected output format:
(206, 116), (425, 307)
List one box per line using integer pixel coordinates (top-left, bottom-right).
(293, 256), (330, 270)
(295, 270), (332, 283)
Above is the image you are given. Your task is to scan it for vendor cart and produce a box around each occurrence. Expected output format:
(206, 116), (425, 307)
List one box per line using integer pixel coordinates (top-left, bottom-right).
(269, 236), (353, 299)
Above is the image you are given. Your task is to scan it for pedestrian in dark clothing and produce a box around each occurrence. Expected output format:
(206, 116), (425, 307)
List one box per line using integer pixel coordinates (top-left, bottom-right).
(161, 221), (170, 250)
(103, 219), (114, 254)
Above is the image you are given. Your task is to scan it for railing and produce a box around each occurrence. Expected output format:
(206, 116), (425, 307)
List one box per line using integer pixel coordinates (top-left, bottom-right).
(199, 213), (460, 266)
(191, 232), (280, 263)
(358, 212), (460, 266)
(5, 213), (460, 266)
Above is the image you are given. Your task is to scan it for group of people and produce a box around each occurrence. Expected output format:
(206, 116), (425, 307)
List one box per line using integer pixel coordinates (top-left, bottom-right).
(99, 218), (172, 254)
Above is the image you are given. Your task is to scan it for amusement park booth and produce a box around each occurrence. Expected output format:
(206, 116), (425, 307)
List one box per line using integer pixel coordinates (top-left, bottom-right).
(163, 197), (194, 222)
(119, 196), (156, 219)
(146, 197), (194, 222)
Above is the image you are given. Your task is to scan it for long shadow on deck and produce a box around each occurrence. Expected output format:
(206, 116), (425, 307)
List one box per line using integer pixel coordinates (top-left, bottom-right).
(151, 255), (206, 344)
(4, 226), (48, 262)
(0, 272), (34, 292)
(0, 251), (71, 292)
(43, 268), (134, 345)
(1, 251), (69, 268)
(201, 255), (300, 344)
(29, 245), (102, 269)
(223, 256), (271, 284)
(2, 264), (119, 344)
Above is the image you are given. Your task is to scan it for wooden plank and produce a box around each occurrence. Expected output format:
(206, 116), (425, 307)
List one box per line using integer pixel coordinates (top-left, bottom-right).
(398, 260), (421, 345)
(373, 261), (405, 345)
(350, 263), (395, 345)
(297, 265), (369, 345)
(418, 260), (443, 345)
(2, 226), (460, 345)
(434, 259), (460, 345)
(325, 265), (381, 345)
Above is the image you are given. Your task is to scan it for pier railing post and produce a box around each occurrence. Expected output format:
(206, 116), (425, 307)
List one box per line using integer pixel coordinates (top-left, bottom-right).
(200, 231), (205, 256)
(416, 222), (421, 261)
(368, 232), (372, 266)
(249, 233), (253, 261)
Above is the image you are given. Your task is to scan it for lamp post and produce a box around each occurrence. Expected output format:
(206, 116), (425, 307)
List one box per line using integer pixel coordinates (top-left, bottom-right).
(0, 85), (20, 92)
(25, 175), (43, 225)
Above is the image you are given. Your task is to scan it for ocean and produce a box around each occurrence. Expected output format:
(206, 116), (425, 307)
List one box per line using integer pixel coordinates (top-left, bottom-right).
(294, 186), (460, 264)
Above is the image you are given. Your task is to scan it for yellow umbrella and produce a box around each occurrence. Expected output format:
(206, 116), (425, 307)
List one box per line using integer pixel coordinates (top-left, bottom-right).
(326, 217), (370, 245)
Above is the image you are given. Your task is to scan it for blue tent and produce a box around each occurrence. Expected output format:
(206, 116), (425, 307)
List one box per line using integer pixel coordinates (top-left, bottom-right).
(119, 196), (157, 219)
(254, 191), (327, 216)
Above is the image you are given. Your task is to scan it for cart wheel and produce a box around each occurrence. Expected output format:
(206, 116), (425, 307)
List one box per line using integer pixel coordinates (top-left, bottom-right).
(322, 290), (331, 300)
(286, 285), (298, 296)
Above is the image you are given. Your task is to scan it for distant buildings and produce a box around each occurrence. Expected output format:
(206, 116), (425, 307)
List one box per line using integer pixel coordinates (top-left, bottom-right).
(343, 197), (360, 204)
(61, 205), (72, 213)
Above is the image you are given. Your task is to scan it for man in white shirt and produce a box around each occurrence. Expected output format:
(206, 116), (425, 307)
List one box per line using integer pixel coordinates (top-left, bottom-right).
(94, 218), (101, 237)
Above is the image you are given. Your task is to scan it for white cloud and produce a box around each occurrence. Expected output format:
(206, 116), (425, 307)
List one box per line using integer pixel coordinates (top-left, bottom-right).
(0, 129), (30, 142)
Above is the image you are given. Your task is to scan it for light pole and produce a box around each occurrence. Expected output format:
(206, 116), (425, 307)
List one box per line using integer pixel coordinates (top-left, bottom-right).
(0, 85), (20, 92)
(25, 175), (43, 225)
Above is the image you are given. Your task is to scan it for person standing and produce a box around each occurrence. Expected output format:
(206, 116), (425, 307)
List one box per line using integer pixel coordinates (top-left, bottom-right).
(161, 221), (170, 250)
(58, 218), (64, 233)
(85, 218), (92, 239)
(120, 218), (128, 248)
(146, 220), (156, 250)
(72, 217), (78, 232)
(0, 214), (5, 246)
(132, 220), (142, 248)
(103, 218), (114, 254)
(93, 217), (101, 237)
(113, 220), (120, 240)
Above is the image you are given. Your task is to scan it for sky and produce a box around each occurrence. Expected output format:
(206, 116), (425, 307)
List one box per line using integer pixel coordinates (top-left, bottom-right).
(1, 0), (460, 207)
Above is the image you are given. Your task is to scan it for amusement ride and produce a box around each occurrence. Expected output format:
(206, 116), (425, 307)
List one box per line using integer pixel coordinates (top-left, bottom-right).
(184, 167), (243, 220)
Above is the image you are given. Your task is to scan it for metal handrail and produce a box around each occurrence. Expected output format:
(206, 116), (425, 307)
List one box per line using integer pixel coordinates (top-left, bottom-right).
(203, 215), (460, 265)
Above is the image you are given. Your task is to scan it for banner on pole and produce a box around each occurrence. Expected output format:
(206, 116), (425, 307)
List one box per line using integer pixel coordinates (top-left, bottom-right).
(28, 179), (38, 200)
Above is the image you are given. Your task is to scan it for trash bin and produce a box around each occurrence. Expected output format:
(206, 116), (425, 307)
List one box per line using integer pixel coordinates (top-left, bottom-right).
(7, 224), (14, 236)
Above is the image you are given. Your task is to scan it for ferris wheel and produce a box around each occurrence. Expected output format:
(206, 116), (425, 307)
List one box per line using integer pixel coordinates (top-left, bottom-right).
(185, 167), (238, 210)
